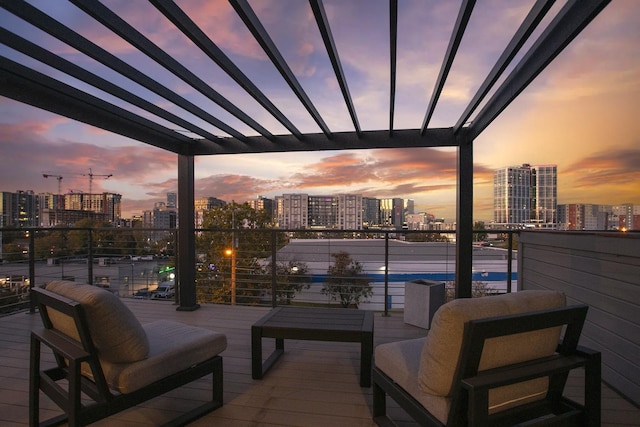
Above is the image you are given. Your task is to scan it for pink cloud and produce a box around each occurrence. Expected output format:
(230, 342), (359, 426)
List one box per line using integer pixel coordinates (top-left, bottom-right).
(173, 0), (266, 60)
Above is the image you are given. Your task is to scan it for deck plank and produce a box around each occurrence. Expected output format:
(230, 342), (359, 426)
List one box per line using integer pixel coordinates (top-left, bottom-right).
(0, 300), (637, 426)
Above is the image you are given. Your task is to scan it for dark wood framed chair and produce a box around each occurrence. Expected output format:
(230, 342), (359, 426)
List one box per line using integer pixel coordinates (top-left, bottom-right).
(30, 281), (227, 427)
(372, 290), (601, 426)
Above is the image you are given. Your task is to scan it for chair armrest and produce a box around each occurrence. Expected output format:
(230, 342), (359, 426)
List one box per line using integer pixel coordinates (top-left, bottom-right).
(461, 354), (587, 392)
(575, 345), (600, 359)
(32, 328), (91, 363)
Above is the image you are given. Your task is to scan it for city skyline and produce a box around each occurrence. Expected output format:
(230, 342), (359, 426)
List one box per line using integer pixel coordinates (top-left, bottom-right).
(1, 1), (639, 222)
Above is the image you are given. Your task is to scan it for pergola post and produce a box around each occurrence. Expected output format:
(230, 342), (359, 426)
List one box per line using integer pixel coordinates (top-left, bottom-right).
(176, 154), (199, 311)
(455, 132), (473, 298)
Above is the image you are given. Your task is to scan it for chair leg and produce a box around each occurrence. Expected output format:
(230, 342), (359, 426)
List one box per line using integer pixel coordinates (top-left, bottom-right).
(584, 352), (601, 427)
(212, 356), (223, 406)
(29, 335), (40, 427)
(373, 379), (386, 418)
(68, 360), (83, 427)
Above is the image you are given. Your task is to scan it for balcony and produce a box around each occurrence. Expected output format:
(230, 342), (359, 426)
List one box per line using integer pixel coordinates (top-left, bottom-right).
(2, 1), (637, 423)
(0, 228), (638, 425)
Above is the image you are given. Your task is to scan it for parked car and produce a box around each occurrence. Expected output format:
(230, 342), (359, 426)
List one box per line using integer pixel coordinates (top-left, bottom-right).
(151, 282), (175, 299)
(133, 288), (151, 299)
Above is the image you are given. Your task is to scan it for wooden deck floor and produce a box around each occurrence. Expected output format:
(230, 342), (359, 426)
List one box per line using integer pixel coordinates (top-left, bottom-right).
(1, 300), (638, 426)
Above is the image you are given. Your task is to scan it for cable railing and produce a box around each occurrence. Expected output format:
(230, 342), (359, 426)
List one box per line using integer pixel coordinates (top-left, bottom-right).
(0, 227), (518, 315)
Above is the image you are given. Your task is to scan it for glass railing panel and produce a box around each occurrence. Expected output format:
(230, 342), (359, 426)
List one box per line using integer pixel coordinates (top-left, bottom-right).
(1, 227), (519, 313)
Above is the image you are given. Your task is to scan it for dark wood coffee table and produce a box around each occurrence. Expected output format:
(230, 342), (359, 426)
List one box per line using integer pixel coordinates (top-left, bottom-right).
(251, 306), (374, 387)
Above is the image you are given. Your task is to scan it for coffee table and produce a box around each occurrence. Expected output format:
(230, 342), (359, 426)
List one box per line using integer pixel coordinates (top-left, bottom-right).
(251, 306), (374, 387)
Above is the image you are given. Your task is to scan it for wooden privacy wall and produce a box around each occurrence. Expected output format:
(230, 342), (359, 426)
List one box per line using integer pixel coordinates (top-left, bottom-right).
(518, 231), (640, 407)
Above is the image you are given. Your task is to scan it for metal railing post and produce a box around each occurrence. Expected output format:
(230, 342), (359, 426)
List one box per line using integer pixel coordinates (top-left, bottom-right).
(383, 232), (390, 316)
(506, 231), (513, 293)
(271, 230), (277, 308)
(29, 229), (36, 313)
(87, 229), (94, 286)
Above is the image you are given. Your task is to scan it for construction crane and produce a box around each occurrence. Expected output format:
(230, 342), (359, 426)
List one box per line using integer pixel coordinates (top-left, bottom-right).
(83, 168), (113, 195)
(42, 173), (63, 195)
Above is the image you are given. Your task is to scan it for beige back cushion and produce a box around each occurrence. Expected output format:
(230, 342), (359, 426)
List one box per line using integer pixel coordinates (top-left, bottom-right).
(44, 280), (149, 363)
(418, 290), (566, 397)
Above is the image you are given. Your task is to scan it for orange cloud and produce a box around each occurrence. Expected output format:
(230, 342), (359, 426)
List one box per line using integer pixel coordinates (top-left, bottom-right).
(564, 149), (640, 188)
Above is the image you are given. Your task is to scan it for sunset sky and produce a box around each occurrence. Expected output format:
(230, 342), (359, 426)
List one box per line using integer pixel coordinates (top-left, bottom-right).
(1, 0), (638, 222)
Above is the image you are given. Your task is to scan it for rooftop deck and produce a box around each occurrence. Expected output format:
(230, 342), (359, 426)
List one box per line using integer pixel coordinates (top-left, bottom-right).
(1, 300), (638, 426)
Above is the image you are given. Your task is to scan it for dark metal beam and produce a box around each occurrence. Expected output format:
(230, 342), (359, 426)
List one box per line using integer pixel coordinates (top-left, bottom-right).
(453, 0), (555, 134)
(421, 0), (475, 134)
(176, 154), (199, 311)
(455, 130), (473, 298)
(310, 0), (362, 137)
(188, 127), (459, 155)
(389, 0), (398, 137)
(0, 0), (248, 143)
(0, 28), (224, 145)
(229, 0), (332, 139)
(68, 0), (275, 140)
(0, 57), (196, 154)
(467, 0), (610, 140)
(150, 0), (304, 140)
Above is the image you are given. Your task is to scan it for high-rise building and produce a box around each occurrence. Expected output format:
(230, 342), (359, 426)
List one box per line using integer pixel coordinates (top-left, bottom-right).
(152, 204), (177, 229)
(337, 194), (362, 230)
(494, 165), (532, 225)
(142, 210), (153, 227)
(194, 196), (226, 227)
(362, 197), (380, 228)
(63, 192), (122, 223)
(277, 194), (308, 228)
(493, 164), (557, 227)
(404, 199), (415, 215)
(557, 204), (611, 230)
(277, 193), (363, 229)
(557, 203), (639, 231)
(274, 194), (421, 230)
(0, 190), (39, 227)
(308, 195), (338, 228)
(612, 204), (636, 231)
(194, 197), (226, 211)
(166, 192), (177, 209)
(247, 196), (275, 221)
(380, 198), (405, 229)
(530, 165), (557, 224)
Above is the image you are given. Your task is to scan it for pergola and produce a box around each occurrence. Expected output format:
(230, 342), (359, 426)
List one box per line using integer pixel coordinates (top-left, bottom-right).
(0, 0), (610, 310)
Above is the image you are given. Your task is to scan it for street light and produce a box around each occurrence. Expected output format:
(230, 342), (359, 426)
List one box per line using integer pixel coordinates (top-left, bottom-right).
(225, 248), (236, 305)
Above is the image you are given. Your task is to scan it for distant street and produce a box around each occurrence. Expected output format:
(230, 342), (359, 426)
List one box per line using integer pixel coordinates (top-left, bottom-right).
(0, 258), (163, 297)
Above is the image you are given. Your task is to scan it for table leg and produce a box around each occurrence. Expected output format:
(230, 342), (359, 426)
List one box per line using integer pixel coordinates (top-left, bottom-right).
(361, 331), (373, 387)
(252, 329), (285, 380)
(251, 325), (263, 379)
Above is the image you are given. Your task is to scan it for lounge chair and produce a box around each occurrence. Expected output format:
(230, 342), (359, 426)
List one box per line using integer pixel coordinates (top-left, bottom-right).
(372, 290), (601, 426)
(29, 280), (227, 427)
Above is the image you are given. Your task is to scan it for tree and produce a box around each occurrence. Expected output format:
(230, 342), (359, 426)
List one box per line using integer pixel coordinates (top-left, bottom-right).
(473, 221), (488, 242)
(321, 251), (372, 308)
(264, 259), (312, 305)
(197, 202), (280, 304)
(66, 219), (131, 256)
(1, 242), (25, 262)
(404, 232), (450, 242)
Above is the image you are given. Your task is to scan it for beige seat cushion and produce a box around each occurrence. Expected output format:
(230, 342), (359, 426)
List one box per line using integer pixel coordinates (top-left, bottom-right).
(375, 338), (452, 424)
(44, 280), (149, 363)
(93, 320), (228, 393)
(419, 290), (566, 397)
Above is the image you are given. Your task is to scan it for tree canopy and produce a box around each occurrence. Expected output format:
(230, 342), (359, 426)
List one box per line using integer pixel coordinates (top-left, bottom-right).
(322, 251), (372, 308)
